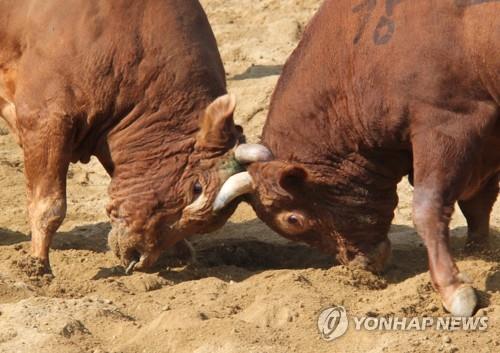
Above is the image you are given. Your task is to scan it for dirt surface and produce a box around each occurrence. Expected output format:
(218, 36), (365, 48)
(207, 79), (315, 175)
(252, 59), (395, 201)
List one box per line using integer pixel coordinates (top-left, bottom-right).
(0, 1), (499, 352)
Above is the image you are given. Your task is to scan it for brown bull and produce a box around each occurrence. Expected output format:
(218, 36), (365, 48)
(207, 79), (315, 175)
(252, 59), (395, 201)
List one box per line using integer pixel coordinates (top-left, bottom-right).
(216, 0), (500, 316)
(0, 0), (268, 275)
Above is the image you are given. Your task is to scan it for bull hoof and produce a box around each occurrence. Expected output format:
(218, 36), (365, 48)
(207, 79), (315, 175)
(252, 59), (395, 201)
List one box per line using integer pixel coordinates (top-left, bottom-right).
(18, 255), (53, 278)
(443, 285), (478, 317)
(464, 238), (490, 254)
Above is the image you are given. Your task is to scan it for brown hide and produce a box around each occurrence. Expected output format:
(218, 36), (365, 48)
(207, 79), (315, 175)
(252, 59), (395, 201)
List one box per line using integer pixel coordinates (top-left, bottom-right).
(248, 0), (500, 316)
(0, 0), (244, 272)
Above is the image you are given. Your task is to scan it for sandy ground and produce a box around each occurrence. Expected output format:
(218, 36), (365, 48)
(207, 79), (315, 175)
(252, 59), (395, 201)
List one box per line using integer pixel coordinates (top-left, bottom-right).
(0, 1), (499, 352)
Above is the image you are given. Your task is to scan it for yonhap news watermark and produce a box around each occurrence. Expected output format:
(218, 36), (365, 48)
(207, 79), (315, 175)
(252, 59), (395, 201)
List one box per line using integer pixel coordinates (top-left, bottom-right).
(317, 306), (489, 341)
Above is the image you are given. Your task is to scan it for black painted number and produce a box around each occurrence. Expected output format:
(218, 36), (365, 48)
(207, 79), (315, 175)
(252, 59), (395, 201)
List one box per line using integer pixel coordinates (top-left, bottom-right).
(352, 0), (405, 46)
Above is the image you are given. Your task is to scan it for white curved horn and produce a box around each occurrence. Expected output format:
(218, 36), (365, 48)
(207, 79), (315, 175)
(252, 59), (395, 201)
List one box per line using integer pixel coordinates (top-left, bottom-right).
(213, 172), (254, 212)
(234, 144), (273, 164)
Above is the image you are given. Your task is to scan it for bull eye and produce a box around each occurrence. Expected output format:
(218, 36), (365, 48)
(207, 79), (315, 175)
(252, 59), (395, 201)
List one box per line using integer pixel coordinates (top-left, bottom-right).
(277, 211), (309, 235)
(288, 215), (299, 225)
(193, 181), (203, 198)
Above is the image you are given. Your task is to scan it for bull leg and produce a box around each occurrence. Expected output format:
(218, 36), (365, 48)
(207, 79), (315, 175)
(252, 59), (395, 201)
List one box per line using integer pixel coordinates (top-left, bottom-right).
(20, 122), (71, 276)
(411, 129), (482, 317)
(459, 173), (499, 246)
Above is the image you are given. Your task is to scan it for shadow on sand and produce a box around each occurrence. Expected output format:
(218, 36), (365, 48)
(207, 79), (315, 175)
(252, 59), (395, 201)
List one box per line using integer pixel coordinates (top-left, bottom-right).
(52, 222), (111, 253)
(2, 218), (498, 297)
(0, 222), (111, 252)
(0, 228), (27, 246)
(229, 64), (283, 81)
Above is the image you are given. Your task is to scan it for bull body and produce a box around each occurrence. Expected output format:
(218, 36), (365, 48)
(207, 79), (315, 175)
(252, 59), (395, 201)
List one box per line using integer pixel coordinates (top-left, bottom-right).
(0, 0), (245, 273)
(247, 0), (500, 316)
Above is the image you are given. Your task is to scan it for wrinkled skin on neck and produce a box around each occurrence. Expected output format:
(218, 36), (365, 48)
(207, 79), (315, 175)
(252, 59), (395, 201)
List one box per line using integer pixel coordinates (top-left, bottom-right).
(104, 95), (245, 270)
(247, 153), (405, 270)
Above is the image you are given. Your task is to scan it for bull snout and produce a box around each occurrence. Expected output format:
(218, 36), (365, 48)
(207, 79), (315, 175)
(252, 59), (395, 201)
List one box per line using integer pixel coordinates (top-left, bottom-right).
(108, 222), (161, 274)
(123, 250), (162, 274)
(335, 239), (392, 274)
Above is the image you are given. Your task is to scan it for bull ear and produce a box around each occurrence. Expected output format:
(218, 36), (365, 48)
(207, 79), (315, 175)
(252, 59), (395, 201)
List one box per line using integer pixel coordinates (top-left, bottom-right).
(279, 165), (308, 193)
(196, 94), (239, 149)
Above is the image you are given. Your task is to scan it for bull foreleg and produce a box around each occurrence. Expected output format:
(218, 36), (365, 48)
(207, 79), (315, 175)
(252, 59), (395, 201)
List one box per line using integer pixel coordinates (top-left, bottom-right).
(411, 125), (484, 317)
(20, 120), (71, 276)
(459, 173), (499, 247)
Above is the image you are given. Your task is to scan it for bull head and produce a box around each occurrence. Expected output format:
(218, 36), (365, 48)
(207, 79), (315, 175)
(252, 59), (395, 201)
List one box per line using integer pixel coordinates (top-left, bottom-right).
(108, 95), (273, 273)
(215, 144), (395, 274)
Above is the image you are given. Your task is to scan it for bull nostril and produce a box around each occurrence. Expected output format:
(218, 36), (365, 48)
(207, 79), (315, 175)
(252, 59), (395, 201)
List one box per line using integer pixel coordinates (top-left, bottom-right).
(130, 249), (141, 262)
(124, 250), (141, 275)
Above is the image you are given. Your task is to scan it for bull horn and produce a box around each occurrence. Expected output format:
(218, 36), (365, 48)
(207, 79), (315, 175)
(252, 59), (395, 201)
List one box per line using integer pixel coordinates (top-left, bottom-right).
(213, 172), (254, 212)
(234, 144), (273, 164)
